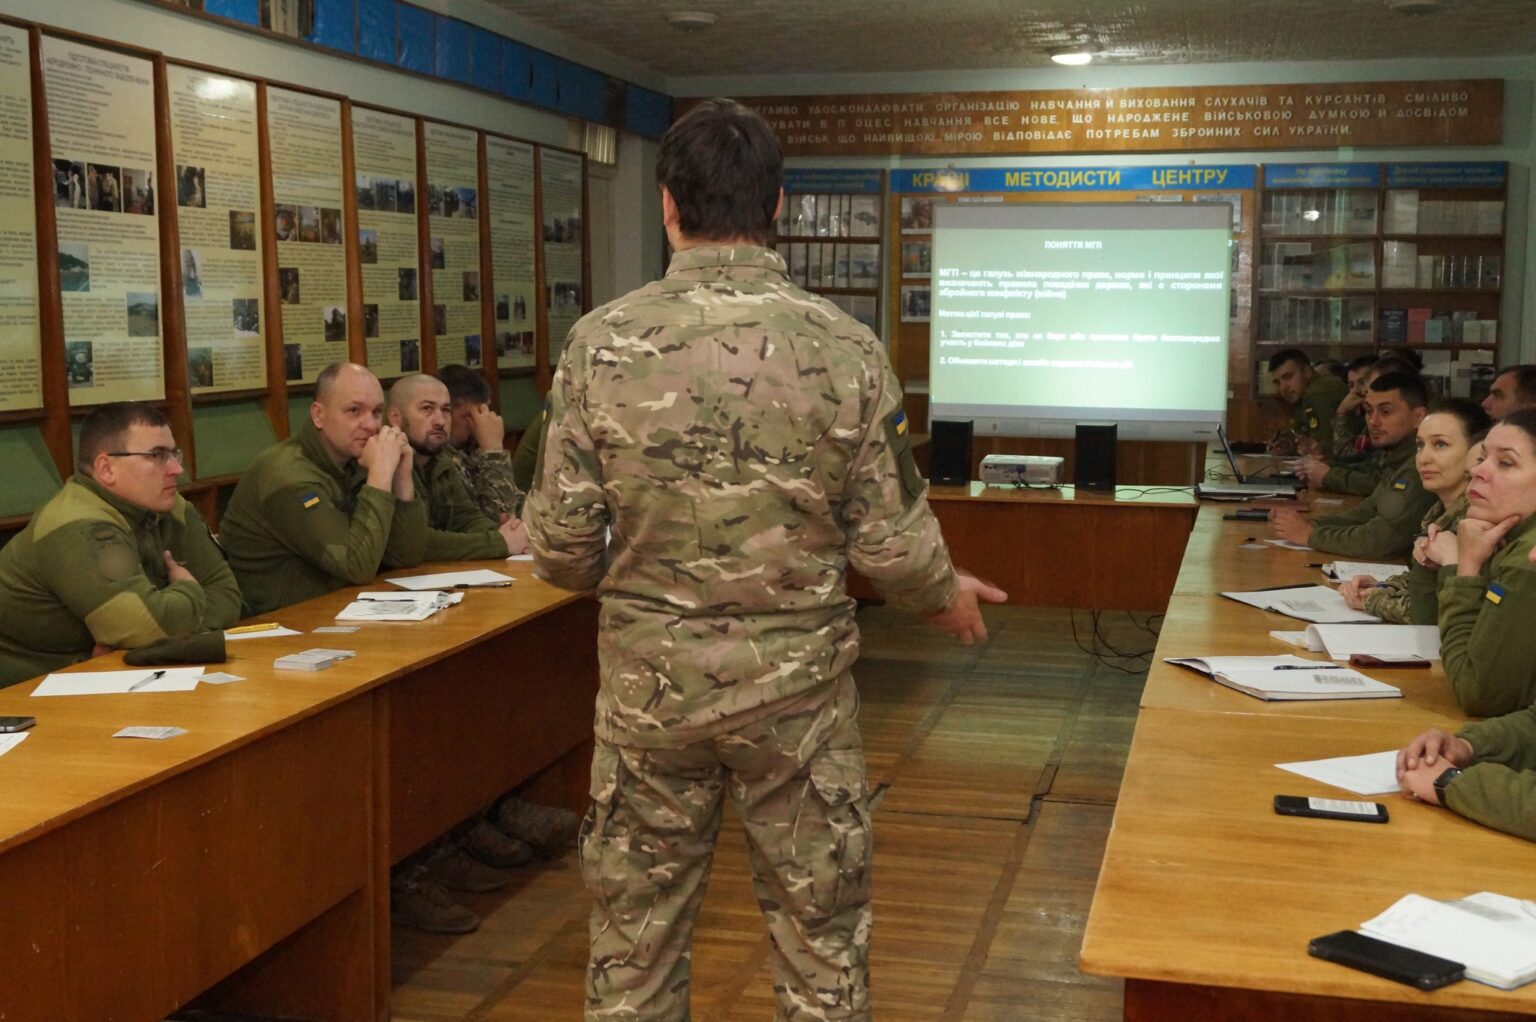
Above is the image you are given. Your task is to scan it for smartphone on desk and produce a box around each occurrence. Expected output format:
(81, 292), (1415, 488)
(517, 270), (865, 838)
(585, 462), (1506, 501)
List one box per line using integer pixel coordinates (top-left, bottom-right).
(0, 715), (35, 732)
(1224, 509), (1271, 521)
(1308, 930), (1464, 990)
(1274, 795), (1388, 824)
(1349, 653), (1431, 669)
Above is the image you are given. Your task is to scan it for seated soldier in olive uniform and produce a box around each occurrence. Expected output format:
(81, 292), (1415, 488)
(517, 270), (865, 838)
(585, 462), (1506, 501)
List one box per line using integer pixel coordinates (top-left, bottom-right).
(0, 402), (241, 688)
(435, 363), (524, 522)
(1296, 353), (1419, 495)
(508, 400), (546, 507)
(220, 362), (426, 614)
(386, 373), (527, 559)
(1271, 371), (1437, 560)
(1267, 347), (1347, 456)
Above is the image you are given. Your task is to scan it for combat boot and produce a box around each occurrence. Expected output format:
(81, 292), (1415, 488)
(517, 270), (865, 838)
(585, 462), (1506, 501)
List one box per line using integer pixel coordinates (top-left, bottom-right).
(491, 795), (580, 858)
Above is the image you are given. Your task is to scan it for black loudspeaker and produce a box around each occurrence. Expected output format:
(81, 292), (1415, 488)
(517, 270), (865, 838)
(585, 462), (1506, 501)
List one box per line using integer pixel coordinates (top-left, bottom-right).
(1074, 422), (1118, 491)
(929, 419), (973, 486)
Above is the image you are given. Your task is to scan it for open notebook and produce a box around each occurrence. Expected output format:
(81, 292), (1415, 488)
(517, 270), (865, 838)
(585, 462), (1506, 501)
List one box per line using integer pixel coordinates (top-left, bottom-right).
(1166, 654), (1401, 701)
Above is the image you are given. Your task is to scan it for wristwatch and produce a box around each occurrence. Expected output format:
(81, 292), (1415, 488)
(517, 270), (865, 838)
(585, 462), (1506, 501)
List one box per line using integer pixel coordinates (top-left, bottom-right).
(1433, 767), (1463, 804)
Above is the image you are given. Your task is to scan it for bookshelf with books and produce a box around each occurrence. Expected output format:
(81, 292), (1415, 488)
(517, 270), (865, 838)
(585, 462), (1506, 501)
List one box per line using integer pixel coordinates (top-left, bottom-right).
(775, 169), (884, 340)
(1255, 161), (1505, 398)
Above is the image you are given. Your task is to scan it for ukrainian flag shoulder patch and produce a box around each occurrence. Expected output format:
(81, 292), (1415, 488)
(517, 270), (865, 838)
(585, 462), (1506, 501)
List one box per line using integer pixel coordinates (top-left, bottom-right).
(301, 492), (321, 510)
(892, 410), (908, 436)
(1392, 478), (1408, 491)
(1487, 582), (1507, 605)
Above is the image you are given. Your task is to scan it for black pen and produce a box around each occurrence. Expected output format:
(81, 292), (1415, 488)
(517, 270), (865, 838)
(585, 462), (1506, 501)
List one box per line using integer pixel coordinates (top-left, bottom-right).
(127, 669), (166, 692)
(1273, 665), (1345, 670)
(448, 581), (512, 588)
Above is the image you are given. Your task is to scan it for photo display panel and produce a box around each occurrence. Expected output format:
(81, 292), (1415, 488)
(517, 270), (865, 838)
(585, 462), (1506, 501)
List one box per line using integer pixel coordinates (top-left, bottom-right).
(485, 135), (536, 370)
(539, 147), (583, 361)
(929, 202), (1231, 440)
(425, 121), (480, 370)
(266, 86), (347, 386)
(352, 107), (419, 379)
(0, 24), (42, 410)
(43, 36), (164, 404)
(167, 65), (265, 394)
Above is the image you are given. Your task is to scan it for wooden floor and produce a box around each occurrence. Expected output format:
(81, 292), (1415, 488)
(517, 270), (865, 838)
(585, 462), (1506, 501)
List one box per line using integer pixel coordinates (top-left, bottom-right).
(390, 604), (1152, 1021)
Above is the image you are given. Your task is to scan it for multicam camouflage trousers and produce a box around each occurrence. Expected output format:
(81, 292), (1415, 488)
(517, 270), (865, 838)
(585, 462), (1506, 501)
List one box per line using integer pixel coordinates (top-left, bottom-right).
(582, 674), (873, 1022)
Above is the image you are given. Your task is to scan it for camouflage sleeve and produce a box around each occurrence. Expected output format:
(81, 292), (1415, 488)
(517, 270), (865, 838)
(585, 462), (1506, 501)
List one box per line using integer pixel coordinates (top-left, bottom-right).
(42, 520), (208, 648)
(173, 503), (242, 629)
(383, 496), (427, 569)
(1361, 571), (1412, 623)
(465, 448), (523, 521)
(842, 358), (958, 615)
(1327, 411), (1362, 460)
(260, 477), (397, 584)
(525, 350), (609, 592)
(423, 467), (508, 561)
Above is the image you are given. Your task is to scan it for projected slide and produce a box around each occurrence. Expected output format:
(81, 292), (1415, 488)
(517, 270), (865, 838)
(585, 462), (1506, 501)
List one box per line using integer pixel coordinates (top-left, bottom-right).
(929, 203), (1231, 439)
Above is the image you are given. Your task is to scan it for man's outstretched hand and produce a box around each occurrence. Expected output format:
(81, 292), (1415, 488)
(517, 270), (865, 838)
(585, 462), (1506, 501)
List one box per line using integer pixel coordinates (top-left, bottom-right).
(926, 571), (1009, 644)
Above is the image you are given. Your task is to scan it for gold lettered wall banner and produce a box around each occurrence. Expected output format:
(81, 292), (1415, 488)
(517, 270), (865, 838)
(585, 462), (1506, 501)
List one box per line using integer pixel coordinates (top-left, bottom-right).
(723, 80), (1503, 158)
(0, 23), (42, 411)
(43, 36), (165, 405)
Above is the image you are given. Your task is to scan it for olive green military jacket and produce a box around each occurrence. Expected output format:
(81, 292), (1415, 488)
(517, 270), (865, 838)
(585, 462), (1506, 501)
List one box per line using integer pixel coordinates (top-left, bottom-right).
(1321, 446), (1386, 497)
(1309, 436), (1435, 559)
(0, 475), (241, 688)
(442, 443), (522, 522)
(1436, 512), (1536, 718)
(509, 402), (546, 504)
(415, 451), (508, 561)
(1362, 495), (1467, 624)
(1292, 372), (1348, 450)
(525, 244), (959, 748)
(219, 420), (427, 614)
(1447, 707), (1536, 842)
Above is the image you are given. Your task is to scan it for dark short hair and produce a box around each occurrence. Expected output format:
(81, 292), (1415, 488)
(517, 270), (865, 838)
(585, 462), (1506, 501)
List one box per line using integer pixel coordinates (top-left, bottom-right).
(1369, 370), (1428, 409)
(1346, 354), (1379, 374)
(1267, 347), (1310, 373)
(1500, 408), (1536, 451)
(1315, 359), (1347, 382)
(1378, 346), (1424, 372)
(314, 362), (345, 401)
(438, 363), (491, 406)
(657, 99), (782, 247)
(1425, 397), (1492, 442)
(1495, 364), (1536, 406)
(78, 401), (170, 472)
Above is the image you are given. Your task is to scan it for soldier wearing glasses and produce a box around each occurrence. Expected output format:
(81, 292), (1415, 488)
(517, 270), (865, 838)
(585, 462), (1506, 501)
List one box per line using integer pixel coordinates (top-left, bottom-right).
(0, 402), (240, 688)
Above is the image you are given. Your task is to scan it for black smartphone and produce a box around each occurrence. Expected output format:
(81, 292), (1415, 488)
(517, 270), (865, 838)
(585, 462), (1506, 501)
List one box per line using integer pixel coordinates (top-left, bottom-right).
(0, 715), (35, 733)
(1309, 930), (1464, 990)
(1349, 653), (1431, 669)
(1274, 795), (1388, 823)
(1224, 509), (1271, 521)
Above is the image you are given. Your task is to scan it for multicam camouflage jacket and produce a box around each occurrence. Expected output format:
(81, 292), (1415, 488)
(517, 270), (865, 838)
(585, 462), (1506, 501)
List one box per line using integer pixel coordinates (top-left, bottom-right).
(442, 443), (524, 522)
(525, 244), (959, 746)
(1363, 494), (1468, 624)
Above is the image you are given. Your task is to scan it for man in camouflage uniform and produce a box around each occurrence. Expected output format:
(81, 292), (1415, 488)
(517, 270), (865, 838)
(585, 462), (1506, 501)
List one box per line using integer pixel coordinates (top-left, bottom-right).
(1272, 371), (1436, 559)
(221, 362), (425, 614)
(386, 373), (527, 559)
(524, 99), (1005, 1022)
(0, 402), (240, 688)
(1267, 347), (1348, 456)
(437, 363), (526, 520)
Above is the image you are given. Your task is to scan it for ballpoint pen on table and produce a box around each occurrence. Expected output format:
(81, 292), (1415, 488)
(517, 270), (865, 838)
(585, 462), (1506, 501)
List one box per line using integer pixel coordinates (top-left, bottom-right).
(127, 670), (166, 692)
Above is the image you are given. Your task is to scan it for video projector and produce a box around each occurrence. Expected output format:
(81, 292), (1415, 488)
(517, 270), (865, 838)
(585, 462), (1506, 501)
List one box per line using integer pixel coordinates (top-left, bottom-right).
(979, 454), (1064, 486)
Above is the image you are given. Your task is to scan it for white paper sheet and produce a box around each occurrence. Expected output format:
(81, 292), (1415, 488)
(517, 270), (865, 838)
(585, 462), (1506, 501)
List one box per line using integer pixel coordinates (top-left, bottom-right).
(386, 569), (514, 590)
(1265, 538), (1314, 551)
(31, 667), (205, 697)
(0, 732), (28, 756)
(1303, 624), (1441, 660)
(1222, 585), (1379, 623)
(224, 625), (303, 641)
(1323, 560), (1407, 582)
(1275, 749), (1400, 795)
(113, 726), (187, 740)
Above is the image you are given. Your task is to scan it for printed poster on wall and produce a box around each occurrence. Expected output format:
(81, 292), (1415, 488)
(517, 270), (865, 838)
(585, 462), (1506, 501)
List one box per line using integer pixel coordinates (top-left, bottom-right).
(539, 147), (583, 361)
(352, 107), (419, 379)
(167, 65), (265, 394)
(266, 86), (347, 386)
(485, 136), (536, 371)
(0, 25), (42, 409)
(43, 36), (164, 404)
(425, 121), (481, 370)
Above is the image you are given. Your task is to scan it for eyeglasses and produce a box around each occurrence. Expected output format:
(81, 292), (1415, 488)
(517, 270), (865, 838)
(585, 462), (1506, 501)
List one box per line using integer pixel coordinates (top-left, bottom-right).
(106, 447), (183, 466)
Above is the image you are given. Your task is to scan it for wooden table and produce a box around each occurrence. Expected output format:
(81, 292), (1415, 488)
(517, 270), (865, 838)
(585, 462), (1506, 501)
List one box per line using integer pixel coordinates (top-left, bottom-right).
(1081, 502), (1536, 1019)
(0, 564), (597, 1021)
(921, 483), (1199, 612)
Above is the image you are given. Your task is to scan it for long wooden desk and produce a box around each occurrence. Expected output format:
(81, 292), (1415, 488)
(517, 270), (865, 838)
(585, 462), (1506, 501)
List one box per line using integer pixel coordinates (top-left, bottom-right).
(921, 483), (1199, 612)
(1081, 503), (1536, 1019)
(0, 563), (597, 1021)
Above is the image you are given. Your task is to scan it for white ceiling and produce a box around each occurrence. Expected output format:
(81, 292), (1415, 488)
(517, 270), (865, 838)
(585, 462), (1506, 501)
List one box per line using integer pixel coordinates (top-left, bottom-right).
(483, 0), (1536, 80)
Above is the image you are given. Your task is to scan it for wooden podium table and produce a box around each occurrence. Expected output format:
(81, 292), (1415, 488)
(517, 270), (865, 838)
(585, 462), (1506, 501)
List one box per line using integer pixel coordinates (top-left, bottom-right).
(0, 564), (597, 1022)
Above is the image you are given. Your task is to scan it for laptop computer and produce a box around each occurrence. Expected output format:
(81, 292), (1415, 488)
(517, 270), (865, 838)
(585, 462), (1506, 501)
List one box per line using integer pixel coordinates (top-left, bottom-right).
(1218, 423), (1302, 486)
(1194, 425), (1303, 500)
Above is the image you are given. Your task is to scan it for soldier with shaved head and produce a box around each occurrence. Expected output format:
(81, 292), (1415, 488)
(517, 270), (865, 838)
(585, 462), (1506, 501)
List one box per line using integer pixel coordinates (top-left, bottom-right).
(386, 373), (526, 559)
(525, 98), (1006, 1022)
(220, 362), (426, 613)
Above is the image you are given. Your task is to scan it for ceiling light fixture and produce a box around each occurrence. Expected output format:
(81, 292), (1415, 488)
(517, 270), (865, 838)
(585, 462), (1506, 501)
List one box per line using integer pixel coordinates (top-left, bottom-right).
(1048, 45), (1094, 66)
(667, 10), (718, 31)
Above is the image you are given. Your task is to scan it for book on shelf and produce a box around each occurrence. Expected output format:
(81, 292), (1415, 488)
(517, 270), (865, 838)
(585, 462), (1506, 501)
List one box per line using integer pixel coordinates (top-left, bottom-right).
(1379, 308), (1407, 343)
(1381, 241), (1417, 288)
(1384, 189), (1419, 234)
(1405, 307), (1433, 345)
